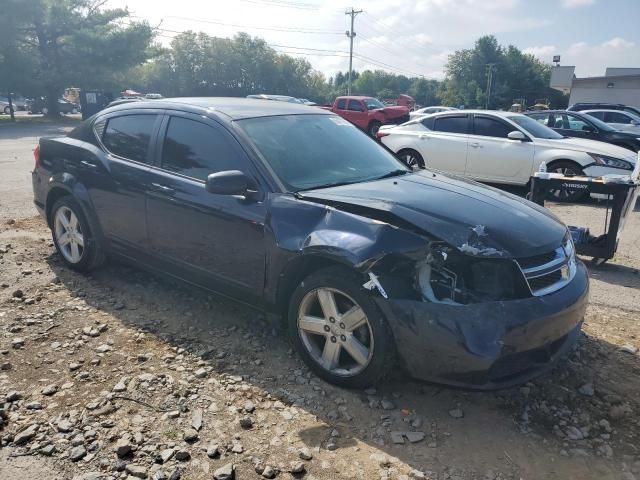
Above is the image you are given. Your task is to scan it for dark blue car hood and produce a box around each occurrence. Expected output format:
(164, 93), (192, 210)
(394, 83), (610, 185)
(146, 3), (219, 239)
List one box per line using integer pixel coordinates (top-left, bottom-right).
(299, 171), (567, 258)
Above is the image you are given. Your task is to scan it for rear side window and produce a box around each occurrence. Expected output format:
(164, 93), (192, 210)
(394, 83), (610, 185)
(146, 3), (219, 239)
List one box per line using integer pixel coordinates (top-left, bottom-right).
(161, 117), (241, 181)
(529, 113), (550, 126)
(433, 115), (468, 134)
(102, 115), (157, 163)
(586, 111), (604, 120)
(336, 98), (347, 110)
(473, 116), (513, 138)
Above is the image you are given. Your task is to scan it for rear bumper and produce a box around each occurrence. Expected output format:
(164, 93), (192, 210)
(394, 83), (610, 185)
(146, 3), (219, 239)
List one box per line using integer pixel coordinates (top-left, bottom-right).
(376, 260), (589, 389)
(384, 114), (410, 126)
(32, 170), (47, 220)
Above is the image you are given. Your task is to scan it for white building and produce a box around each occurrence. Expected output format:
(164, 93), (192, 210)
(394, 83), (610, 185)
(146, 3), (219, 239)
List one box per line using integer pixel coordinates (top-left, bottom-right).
(550, 66), (640, 107)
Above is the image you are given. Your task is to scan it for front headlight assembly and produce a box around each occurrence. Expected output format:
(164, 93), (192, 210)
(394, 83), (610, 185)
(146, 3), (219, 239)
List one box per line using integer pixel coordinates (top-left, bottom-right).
(588, 152), (633, 170)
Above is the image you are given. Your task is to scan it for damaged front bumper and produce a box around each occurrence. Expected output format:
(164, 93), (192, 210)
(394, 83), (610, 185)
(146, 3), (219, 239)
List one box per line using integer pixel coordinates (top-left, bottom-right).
(375, 260), (589, 389)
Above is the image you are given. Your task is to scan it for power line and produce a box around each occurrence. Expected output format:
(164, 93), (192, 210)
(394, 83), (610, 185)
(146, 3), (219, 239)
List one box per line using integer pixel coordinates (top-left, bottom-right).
(235, 0), (320, 10)
(130, 14), (343, 35)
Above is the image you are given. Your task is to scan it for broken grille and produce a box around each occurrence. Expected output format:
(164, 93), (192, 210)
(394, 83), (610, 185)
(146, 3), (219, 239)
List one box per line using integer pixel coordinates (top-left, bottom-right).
(516, 235), (576, 297)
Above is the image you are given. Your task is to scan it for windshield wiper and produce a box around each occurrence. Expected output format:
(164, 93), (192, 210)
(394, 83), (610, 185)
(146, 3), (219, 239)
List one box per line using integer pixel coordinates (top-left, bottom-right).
(369, 169), (410, 181)
(296, 180), (360, 192)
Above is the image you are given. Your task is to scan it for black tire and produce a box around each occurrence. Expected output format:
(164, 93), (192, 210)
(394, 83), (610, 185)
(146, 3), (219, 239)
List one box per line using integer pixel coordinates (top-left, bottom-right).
(3, 106), (11, 115)
(368, 121), (382, 138)
(50, 196), (105, 273)
(288, 266), (396, 388)
(546, 160), (587, 202)
(397, 149), (425, 170)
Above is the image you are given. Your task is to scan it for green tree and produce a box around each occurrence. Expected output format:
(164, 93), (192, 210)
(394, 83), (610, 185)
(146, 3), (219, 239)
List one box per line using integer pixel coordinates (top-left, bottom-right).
(440, 35), (568, 109)
(0, 0), (154, 116)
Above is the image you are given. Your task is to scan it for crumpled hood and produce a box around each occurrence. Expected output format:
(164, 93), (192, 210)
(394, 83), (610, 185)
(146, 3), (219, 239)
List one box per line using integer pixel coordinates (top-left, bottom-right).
(374, 105), (410, 118)
(300, 171), (567, 258)
(535, 137), (637, 162)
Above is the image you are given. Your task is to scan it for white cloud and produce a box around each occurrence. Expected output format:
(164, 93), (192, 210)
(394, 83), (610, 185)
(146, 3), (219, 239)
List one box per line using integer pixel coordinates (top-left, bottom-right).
(602, 37), (635, 48)
(560, 0), (595, 8)
(523, 45), (556, 60)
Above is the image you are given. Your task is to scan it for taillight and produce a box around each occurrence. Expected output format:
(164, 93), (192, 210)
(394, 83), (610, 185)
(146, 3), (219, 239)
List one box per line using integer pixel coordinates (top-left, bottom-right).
(33, 144), (41, 168)
(375, 131), (390, 139)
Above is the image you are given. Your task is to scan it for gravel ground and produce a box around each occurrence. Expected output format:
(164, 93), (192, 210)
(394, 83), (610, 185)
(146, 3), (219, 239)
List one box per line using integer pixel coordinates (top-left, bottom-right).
(0, 122), (639, 480)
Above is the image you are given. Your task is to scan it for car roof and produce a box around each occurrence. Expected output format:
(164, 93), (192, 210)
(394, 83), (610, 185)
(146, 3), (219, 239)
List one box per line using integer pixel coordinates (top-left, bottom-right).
(336, 96), (375, 100)
(428, 109), (520, 118)
(100, 97), (331, 120)
(525, 110), (585, 115)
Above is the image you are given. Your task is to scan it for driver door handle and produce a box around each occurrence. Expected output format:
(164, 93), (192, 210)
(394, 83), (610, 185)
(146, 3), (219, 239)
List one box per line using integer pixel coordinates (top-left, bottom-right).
(470, 142), (482, 148)
(150, 182), (175, 193)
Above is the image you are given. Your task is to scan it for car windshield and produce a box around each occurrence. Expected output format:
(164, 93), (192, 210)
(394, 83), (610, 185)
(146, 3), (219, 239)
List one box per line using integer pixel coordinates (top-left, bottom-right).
(365, 98), (385, 110)
(237, 114), (409, 191)
(507, 115), (564, 139)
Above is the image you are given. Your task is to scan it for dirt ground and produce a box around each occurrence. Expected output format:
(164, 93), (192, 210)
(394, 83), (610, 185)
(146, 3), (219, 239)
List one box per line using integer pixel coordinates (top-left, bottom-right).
(0, 123), (639, 479)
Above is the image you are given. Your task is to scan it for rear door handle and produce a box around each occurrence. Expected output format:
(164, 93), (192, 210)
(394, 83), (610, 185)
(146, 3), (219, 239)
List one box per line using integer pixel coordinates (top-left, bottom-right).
(80, 160), (98, 168)
(470, 142), (482, 148)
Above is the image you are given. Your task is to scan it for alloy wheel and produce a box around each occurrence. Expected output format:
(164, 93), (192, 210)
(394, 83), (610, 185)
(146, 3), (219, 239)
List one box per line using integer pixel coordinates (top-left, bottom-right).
(54, 206), (85, 263)
(402, 153), (420, 170)
(297, 287), (374, 377)
(548, 165), (582, 201)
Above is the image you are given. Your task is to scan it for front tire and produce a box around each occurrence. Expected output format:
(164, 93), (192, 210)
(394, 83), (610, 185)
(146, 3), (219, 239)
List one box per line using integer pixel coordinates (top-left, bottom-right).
(50, 197), (105, 273)
(546, 161), (587, 202)
(397, 149), (424, 170)
(288, 266), (395, 388)
(368, 121), (382, 138)
(3, 106), (11, 115)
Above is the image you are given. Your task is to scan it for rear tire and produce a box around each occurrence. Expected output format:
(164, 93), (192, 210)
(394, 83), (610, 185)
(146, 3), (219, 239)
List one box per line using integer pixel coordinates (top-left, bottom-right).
(288, 266), (395, 389)
(397, 149), (424, 170)
(546, 161), (587, 202)
(50, 196), (105, 273)
(368, 121), (382, 138)
(3, 106), (11, 115)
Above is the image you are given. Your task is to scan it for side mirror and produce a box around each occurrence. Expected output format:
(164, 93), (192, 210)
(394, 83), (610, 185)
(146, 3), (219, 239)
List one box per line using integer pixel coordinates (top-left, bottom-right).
(507, 130), (526, 141)
(206, 170), (256, 197)
(632, 120), (640, 126)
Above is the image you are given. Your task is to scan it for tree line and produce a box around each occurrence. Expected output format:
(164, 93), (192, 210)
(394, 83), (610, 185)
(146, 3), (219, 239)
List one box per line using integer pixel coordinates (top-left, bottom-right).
(0, 1), (566, 116)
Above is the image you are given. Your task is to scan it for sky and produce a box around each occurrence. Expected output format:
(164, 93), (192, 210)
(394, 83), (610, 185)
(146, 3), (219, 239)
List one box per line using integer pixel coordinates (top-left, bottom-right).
(109, 0), (640, 80)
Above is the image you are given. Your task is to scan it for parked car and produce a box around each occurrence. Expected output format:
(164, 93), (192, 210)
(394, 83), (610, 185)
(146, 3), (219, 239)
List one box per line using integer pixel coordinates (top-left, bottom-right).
(378, 110), (637, 201)
(32, 98), (588, 389)
(581, 109), (640, 134)
(27, 97), (79, 115)
(0, 98), (14, 115)
(0, 96), (28, 112)
(246, 94), (304, 104)
(568, 102), (640, 118)
(525, 110), (640, 152)
(323, 96), (410, 137)
(298, 98), (317, 106)
(409, 106), (456, 119)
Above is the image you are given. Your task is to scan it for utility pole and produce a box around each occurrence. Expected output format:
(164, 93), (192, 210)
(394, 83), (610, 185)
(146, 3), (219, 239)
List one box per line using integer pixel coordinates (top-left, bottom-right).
(485, 63), (496, 110)
(345, 7), (362, 95)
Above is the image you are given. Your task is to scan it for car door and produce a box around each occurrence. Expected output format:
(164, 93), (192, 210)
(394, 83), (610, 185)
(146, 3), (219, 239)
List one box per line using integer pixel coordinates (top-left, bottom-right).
(145, 112), (267, 302)
(344, 99), (367, 127)
(87, 111), (162, 253)
(415, 114), (469, 175)
(465, 114), (535, 184)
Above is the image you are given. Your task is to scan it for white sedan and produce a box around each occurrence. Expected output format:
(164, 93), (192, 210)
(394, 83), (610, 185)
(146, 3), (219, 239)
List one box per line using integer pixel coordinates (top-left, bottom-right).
(582, 109), (640, 134)
(379, 110), (637, 201)
(409, 106), (456, 120)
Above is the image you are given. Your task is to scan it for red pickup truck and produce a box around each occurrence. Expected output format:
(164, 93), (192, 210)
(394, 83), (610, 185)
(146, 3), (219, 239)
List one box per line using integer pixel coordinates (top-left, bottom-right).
(323, 96), (410, 137)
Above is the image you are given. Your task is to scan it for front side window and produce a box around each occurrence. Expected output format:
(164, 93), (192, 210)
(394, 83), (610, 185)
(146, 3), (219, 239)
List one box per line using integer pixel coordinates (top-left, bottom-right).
(586, 111), (605, 120)
(347, 100), (364, 112)
(102, 114), (157, 163)
(563, 114), (591, 131)
(506, 115), (563, 139)
(161, 117), (241, 181)
(605, 112), (632, 124)
(473, 116), (512, 138)
(433, 115), (468, 134)
(237, 114), (407, 191)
